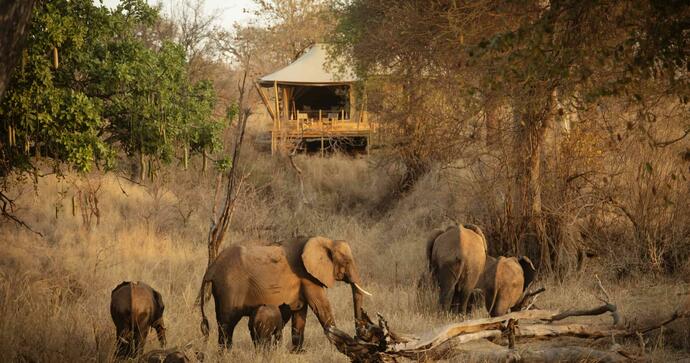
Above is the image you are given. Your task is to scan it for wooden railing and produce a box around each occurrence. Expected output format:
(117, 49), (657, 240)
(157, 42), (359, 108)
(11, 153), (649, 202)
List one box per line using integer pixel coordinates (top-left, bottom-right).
(275, 111), (372, 136)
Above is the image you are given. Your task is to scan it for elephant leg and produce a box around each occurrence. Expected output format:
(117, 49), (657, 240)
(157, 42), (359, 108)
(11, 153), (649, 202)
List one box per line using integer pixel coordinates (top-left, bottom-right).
(114, 324), (131, 358)
(437, 267), (459, 312)
(131, 327), (145, 357)
(456, 285), (472, 316)
(153, 320), (166, 348)
(247, 319), (257, 347)
(218, 314), (242, 350)
(290, 305), (308, 352)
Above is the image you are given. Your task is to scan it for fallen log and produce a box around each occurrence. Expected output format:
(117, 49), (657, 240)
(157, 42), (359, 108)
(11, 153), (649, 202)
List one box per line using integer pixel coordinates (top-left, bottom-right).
(326, 303), (626, 362)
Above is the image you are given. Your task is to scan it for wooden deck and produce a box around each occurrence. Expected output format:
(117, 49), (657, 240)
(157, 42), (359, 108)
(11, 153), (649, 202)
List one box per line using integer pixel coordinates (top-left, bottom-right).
(272, 119), (373, 138)
(271, 111), (374, 153)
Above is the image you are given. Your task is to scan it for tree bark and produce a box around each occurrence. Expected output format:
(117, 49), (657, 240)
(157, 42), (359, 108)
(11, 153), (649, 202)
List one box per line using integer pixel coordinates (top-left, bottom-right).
(183, 144), (189, 170)
(513, 94), (554, 271)
(138, 149), (146, 182)
(0, 0), (36, 98)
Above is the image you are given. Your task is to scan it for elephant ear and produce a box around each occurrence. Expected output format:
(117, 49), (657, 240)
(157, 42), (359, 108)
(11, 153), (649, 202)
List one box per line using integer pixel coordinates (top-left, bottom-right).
(519, 256), (536, 292)
(302, 237), (335, 288)
(152, 288), (165, 322)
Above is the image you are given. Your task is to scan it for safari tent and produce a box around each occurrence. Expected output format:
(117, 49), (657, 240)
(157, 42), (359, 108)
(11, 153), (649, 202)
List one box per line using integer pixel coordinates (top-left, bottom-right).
(255, 44), (371, 154)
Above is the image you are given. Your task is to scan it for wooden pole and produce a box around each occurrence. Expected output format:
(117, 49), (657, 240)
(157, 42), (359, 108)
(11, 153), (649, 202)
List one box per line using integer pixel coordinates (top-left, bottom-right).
(320, 109), (324, 156)
(273, 81), (280, 154)
(282, 87), (289, 122)
(348, 84), (353, 121)
(254, 82), (276, 121)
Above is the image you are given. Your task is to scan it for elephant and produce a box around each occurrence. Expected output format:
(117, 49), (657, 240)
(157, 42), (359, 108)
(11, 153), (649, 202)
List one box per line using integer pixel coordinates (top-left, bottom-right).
(476, 255), (536, 317)
(248, 303), (291, 347)
(110, 281), (166, 359)
(426, 224), (488, 314)
(140, 349), (205, 363)
(198, 236), (371, 351)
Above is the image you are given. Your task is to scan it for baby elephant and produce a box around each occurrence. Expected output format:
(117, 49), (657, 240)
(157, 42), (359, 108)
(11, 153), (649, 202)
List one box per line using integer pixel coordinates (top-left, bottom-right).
(476, 256), (536, 317)
(248, 304), (291, 348)
(110, 281), (166, 358)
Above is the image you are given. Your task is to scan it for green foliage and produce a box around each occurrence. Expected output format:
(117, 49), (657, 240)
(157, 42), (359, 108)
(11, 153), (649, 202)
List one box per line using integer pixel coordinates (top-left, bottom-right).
(0, 0), (221, 179)
(214, 157), (232, 173)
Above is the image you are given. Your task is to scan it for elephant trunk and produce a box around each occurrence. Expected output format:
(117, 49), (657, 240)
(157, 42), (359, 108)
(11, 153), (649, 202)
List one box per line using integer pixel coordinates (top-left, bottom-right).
(350, 284), (364, 322)
(347, 265), (370, 322)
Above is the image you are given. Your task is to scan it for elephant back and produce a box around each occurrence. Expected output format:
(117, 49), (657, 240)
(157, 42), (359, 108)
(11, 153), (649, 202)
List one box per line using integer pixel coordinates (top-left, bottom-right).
(209, 244), (302, 309)
(428, 226), (463, 268)
(496, 257), (524, 304)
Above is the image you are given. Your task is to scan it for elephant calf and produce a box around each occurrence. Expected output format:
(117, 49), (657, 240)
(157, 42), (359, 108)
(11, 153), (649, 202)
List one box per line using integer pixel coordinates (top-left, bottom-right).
(476, 255), (536, 317)
(248, 304), (291, 348)
(110, 281), (166, 358)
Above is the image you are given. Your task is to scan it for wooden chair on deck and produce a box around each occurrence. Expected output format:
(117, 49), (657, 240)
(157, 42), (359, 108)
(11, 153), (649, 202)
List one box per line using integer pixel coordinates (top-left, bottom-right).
(297, 112), (310, 129)
(326, 112), (339, 127)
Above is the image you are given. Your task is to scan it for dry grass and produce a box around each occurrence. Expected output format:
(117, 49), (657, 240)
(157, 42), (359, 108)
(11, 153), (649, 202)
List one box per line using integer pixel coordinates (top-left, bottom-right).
(0, 146), (688, 362)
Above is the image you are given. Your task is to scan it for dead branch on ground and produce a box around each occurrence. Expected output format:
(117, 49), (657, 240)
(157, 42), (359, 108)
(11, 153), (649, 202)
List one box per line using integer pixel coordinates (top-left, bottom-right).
(326, 294), (690, 363)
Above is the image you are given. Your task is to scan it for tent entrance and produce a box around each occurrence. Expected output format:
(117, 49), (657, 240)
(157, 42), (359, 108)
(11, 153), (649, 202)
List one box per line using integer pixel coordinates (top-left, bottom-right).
(288, 85), (350, 121)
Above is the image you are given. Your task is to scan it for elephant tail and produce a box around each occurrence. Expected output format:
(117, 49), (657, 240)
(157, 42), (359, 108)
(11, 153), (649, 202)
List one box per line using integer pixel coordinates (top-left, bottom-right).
(197, 268), (213, 339)
(198, 279), (211, 338)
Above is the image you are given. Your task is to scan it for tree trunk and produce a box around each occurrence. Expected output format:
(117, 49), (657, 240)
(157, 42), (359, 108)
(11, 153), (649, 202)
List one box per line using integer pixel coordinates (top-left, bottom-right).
(138, 150), (146, 182)
(0, 0), (36, 98)
(526, 113), (549, 271)
(484, 100), (500, 147)
(201, 149), (207, 175)
(513, 99), (553, 271)
(183, 144), (189, 170)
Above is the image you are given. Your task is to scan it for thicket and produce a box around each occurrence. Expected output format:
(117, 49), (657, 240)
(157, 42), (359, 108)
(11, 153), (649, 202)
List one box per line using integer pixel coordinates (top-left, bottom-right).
(332, 0), (690, 275)
(0, 0), (226, 190)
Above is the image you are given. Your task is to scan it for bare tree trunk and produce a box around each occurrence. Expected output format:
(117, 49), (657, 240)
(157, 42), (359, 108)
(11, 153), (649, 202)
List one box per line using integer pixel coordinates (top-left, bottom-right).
(201, 149), (207, 175)
(484, 98), (500, 147)
(513, 95), (554, 271)
(0, 0), (36, 98)
(183, 144), (189, 170)
(206, 69), (250, 265)
(138, 149), (146, 182)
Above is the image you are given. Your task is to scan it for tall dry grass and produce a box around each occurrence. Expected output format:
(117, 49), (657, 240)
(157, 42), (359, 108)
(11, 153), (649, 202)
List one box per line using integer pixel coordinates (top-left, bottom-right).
(0, 140), (688, 362)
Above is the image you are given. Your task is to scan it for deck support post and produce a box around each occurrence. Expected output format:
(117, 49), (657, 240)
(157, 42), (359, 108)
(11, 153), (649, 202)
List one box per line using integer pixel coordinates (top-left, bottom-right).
(273, 81), (280, 155)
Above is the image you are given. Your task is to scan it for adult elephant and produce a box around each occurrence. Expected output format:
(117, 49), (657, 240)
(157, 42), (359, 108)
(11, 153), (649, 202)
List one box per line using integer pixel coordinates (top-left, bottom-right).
(198, 236), (371, 351)
(476, 255), (536, 317)
(426, 224), (487, 314)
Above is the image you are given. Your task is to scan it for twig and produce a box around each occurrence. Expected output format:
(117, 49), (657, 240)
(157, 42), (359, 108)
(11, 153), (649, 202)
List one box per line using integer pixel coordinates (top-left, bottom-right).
(593, 274), (621, 325)
(516, 286), (546, 310)
(114, 175), (129, 196)
(526, 293), (540, 311)
(0, 190), (43, 237)
(288, 147), (310, 206)
(594, 274), (611, 302)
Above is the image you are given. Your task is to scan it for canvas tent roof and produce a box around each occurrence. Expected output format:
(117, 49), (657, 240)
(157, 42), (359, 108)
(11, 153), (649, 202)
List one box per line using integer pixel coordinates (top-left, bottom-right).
(258, 44), (356, 86)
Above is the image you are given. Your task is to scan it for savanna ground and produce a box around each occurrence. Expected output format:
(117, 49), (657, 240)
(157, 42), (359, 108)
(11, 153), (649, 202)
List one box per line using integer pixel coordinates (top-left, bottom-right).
(1, 117), (689, 363)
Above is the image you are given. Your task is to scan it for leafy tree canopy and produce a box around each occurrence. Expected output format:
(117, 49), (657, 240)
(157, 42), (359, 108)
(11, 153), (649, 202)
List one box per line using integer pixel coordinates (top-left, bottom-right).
(0, 0), (221, 179)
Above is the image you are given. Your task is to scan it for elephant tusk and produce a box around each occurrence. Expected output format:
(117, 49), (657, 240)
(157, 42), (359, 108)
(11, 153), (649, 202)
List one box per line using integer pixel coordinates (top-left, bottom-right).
(353, 283), (372, 297)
